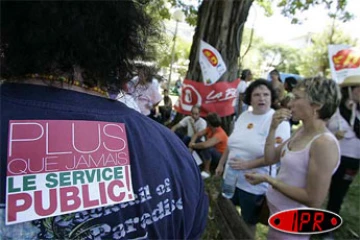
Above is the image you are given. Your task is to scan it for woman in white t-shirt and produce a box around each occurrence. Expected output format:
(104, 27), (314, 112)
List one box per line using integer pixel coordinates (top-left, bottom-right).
(216, 79), (291, 235)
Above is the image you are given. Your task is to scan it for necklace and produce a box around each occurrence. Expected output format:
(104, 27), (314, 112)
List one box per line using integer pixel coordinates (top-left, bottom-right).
(23, 74), (109, 97)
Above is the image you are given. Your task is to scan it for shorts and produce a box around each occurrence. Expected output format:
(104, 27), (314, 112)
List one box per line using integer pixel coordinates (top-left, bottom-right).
(231, 187), (264, 225)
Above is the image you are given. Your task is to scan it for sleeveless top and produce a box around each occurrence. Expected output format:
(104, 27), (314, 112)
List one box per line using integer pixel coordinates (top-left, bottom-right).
(266, 131), (340, 213)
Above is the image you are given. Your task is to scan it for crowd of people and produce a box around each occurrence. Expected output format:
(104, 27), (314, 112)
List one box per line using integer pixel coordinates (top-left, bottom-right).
(1, 1), (359, 240)
(168, 71), (357, 240)
(115, 63), (357, 240)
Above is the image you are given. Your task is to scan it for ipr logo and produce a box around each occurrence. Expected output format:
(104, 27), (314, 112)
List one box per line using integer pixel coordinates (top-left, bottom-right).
(269, 208), (342, 235)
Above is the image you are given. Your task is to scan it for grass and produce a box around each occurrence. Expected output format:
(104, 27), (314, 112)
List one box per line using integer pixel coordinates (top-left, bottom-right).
(312, 173), (360, 240)
(201, 177), (221, 240)
(202, 174), (360, 240)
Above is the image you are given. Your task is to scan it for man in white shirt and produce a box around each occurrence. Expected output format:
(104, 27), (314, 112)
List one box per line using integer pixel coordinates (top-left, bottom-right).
(171, 105), (207, 146)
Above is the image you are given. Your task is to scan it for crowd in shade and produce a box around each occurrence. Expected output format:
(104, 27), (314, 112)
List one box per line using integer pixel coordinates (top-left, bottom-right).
(1, 1), (359, 240)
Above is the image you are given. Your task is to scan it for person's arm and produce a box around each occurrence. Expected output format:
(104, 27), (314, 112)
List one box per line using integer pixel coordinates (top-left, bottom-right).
(171, 123), (181, 132)
(264, 129), (286, 165)
(171, 117), (187, 132)
(189, 129), (207, 145)
(230, 114), (292, 170)
(190, 136), (219, 149)
(229, 157), (266, 170)
(215, 148), (230, 176)
(264, 109), (292, 165)
(246, 134), (339, 208)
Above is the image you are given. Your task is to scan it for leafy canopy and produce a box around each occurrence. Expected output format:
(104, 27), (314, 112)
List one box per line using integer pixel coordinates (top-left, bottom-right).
(167, 0), (352, 25)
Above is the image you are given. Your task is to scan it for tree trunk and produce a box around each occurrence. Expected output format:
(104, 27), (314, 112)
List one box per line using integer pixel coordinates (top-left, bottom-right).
(185, 0), (253, 133)
(186, 0), (253, 82)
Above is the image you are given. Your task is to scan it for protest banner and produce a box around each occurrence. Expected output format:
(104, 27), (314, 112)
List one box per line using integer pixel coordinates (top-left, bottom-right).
(6, 120), (134, 225)
(328, 45), (360, 84)
(174, 79), (240, 117)
(199, 40), (227, 85)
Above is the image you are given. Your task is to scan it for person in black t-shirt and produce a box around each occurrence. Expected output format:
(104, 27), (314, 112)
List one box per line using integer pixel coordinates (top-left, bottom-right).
(0, 2), (208, 239)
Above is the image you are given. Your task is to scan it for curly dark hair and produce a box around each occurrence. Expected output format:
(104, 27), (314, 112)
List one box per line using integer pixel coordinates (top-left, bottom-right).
(0, 1), (160, 91)
(243, 79), (277, 105)
(206, 112), (222, 128)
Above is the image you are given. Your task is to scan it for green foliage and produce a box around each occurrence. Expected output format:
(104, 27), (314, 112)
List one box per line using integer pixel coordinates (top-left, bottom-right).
(144, 0), (354, 79)
(259, 44), (301, 74)
(155, 34), (191, 75)
(239, 28), (300, 77)
(311, 174), (360, 240)
(141, 1), (172, 64)
(254, 0), (352, 25)
(171, 0), (199, 26)
(143, 0), (171, 20)
(256, 0), (273, 17)
(297, 23), (357, 77)
(276, 0), (352, 24)
(151, 0), (352, 31)
(239, 28), (265, 76)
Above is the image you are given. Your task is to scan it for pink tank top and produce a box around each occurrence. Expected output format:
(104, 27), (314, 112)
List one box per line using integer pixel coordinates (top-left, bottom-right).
(266, 131), (340, 213)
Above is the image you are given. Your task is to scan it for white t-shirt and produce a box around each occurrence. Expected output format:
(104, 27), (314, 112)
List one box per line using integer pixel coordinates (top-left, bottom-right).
(233, 80), (247, 107)
(128, 77), (162, 116)
(117, 93), (141, 113)
(225, 109), (291, 195)
(237, 80), (247, 94)
(178, 116), (207, 137)
(327, 109), (360, 159)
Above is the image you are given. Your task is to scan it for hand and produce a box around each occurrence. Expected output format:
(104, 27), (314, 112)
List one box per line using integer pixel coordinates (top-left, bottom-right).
(345, 99), (355, 110)
(215, 164), (224, 177)
(271, 109), (292, 129)
(228, 157), (249, 170)
(335, 130), (346, 140)
(244, 172), (268, 185)
(188, 142), (195, 149)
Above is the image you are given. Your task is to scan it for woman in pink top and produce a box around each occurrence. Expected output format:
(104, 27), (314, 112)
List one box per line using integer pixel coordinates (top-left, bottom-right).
(244, 77), (341, 240)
